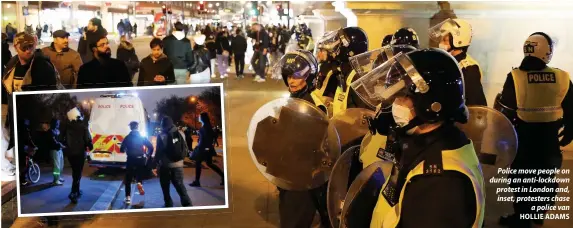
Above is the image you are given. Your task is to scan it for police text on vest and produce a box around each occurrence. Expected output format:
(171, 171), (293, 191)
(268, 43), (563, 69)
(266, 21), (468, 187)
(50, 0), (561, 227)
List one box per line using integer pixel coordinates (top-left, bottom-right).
(528, 72), (556, 83)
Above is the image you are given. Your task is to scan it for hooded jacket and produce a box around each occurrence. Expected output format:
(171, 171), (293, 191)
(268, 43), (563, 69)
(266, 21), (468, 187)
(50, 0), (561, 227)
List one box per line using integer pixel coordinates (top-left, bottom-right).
(116, 41), (139, 77)
(188, 45), (210, 74)
(77, 27), (108, 63)
(42, 43), (83, 89)
(138, 53), (175, 86)
(162, 31), (193, 69)
(155, 125), (185, 168)
(63, 120), (93, 156)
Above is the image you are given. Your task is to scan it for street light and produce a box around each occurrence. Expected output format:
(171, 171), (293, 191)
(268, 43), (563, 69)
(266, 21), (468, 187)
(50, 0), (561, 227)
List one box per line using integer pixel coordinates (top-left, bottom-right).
(208, 3), (213, 8)
(216, 3), (220, 7)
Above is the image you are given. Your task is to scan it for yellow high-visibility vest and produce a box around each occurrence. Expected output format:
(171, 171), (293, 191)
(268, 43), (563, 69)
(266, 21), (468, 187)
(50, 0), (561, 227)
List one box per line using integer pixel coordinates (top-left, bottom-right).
(310, 91), (328, 116)
(333, 70), (357, 115)
(370, 143), (485, 228)
(511, 67), (570, 123)
(459, 54), (483, 80)
(360, 104), (386, 168)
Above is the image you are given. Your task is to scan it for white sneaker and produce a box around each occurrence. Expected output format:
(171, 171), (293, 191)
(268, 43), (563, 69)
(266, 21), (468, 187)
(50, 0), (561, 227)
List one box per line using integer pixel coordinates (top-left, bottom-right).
(125, 196), (131, 205)
(257, 78), (266, 83)
(211, 74), (217, 78)
(254, 75), (261, 81)
(223, 74), (229, 78)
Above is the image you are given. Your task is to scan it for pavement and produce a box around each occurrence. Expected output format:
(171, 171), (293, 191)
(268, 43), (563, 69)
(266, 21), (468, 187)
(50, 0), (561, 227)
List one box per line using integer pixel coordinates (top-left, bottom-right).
(2, 37), (572, 227)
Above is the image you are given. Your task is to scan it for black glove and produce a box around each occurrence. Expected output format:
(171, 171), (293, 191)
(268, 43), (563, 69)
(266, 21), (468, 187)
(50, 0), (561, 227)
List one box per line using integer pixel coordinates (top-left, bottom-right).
(368, 107), (394, 136)
(558, 127), (573, 147)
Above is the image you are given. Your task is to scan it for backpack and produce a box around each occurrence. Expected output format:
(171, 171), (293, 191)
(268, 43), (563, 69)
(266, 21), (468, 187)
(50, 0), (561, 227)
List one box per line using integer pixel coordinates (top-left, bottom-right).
(162, 130), (187, 162)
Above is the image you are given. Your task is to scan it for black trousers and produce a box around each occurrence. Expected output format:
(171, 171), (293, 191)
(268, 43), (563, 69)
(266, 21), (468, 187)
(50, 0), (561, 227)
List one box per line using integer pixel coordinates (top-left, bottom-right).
(67, 154), (85, 194)
(125, 157), (146, 197)
(195, 157), (224, 182)
(277, 183), (331, 228)
(234, 53), (245, 76)
(159, 166), (192, 207)
(509, 123), (562, 226)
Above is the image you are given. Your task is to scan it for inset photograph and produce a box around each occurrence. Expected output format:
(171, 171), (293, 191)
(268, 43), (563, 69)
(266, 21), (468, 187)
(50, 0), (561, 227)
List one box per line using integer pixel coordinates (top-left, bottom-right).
(12, 84), (228, 217)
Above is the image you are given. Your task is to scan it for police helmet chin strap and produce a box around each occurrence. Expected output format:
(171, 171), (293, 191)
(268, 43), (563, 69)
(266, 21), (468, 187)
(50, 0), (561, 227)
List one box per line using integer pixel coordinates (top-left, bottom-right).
(394, 117), (424, 135)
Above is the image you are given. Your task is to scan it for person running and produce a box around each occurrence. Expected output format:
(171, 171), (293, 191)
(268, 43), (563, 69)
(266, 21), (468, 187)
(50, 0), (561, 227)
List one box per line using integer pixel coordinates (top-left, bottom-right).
(189, 112), (224, 187)
(120, 121), (154, 205)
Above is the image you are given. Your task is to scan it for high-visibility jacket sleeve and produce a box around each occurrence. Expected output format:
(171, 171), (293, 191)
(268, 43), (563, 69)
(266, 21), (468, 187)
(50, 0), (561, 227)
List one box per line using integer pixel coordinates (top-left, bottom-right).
(561, 80), (573, 129)
(398, 171), (477, 228)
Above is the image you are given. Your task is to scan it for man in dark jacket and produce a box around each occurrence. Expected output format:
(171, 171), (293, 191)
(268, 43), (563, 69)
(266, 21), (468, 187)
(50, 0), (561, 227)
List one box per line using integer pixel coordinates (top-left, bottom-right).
(250, 23), (270, 82)
(2, 33), (12, 76)
(120, 121), (154, 205)
(78, 18), (108, 64)
(3, 32), (61, 157)
(138, 38), (175, 86)
(42, 30), (83, 89)
(162, 22), (192, 84)
(152, 116), (192, 207)
(231, 28), (247, 79)
(62, 107), (93, 204)
(77, 36), (132, 89)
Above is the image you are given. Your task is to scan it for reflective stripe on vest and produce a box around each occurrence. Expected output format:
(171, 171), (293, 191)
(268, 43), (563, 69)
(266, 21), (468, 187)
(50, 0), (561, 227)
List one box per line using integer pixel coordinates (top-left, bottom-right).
(310, 92), (328, 116)
(333, 70), (357, 115)
(360, 104), (386, 168)
(459, 54), (483, 82)
(511, 67), (570, 122)
(370, 143), (485, 228)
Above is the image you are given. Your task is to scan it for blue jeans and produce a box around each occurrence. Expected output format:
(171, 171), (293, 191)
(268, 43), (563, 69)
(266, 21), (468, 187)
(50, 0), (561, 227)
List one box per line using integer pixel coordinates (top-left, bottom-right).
(174, 69), (189, 84)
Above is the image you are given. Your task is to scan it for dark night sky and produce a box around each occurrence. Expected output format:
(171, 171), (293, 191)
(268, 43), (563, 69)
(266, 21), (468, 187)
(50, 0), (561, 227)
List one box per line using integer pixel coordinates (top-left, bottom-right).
(73, 86), (213, 114)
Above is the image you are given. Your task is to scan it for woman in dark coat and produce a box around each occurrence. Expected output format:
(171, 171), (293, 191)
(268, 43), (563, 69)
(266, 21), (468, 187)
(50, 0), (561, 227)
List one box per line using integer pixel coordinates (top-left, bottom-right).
(189, 112), (224, 187)
(117, 35), (139, 81)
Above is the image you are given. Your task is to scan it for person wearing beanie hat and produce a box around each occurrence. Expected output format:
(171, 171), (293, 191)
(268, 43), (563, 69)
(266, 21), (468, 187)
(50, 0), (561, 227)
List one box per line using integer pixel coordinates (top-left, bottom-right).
(188, 34), (211, 83)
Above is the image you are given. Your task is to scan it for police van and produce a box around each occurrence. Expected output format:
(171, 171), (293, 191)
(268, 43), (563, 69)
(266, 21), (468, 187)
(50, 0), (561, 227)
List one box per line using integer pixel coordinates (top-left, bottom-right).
(87, 93), (149, 168)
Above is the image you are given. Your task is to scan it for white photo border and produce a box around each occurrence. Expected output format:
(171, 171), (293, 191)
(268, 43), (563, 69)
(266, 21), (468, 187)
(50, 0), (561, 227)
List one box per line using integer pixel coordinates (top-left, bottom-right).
(12, 83), (230, 217)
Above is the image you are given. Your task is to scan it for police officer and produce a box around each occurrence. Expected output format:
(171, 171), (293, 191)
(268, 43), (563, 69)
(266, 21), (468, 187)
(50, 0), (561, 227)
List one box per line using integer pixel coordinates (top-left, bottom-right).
(430, 18), (487, 106)
(313, 27), (371, 117)
(497, 32), (573, 228)
(120, 121), (154, 205)
(381, 34), (393, 47)
(273, 50), (330, 228)
(391, 27), (420, 48)
(352, 48), (485, 227)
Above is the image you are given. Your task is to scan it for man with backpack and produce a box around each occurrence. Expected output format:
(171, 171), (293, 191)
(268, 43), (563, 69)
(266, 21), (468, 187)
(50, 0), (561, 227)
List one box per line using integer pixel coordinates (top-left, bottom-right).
(152, 116), (192, 207)
(120, 121), (154, 205)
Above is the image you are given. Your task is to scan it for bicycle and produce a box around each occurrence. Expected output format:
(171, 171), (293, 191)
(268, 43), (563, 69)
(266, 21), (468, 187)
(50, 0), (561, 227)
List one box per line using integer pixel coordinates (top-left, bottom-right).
(25, 155), (41, 184)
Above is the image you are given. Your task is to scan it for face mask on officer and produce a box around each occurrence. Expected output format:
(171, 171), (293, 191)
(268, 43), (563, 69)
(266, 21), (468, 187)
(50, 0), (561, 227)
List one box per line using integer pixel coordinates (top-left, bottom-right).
(391, 96), (419, 135)
(438, 35), (452, 52)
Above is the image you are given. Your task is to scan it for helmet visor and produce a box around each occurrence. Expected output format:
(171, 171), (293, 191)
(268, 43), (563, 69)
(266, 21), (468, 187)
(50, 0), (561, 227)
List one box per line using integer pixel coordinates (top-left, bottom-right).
(350, 52), (429, 109)
(428, 18), (460, 43)
(349, 44), (414, 78)
(316, 30), (341, 53)
(274, 52), (313, 80)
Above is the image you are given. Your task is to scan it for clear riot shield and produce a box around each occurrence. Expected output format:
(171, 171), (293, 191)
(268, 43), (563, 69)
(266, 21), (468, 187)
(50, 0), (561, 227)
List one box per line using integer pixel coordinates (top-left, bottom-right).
(338, 160), (394, 228)
(455, 106), (518, 180)
(349, 47), (389, 77)
(327, 145), (363, 228)
(247, 98), (342, 191)
(330, 108), (375, 147)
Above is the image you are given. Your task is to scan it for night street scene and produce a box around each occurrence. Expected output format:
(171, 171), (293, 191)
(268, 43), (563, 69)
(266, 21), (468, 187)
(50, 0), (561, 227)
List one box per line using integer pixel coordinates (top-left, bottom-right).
(13, 84), (227, 216)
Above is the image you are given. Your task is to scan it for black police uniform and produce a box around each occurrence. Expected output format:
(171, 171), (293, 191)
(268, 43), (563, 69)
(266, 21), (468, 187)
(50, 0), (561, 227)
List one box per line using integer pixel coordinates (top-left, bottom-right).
(455, 52), (488, 106)
(277, 84), (330, 228)
(499, 56), (573, 226)
(120, 130), (154, 197)
(391, 124), (477, 227)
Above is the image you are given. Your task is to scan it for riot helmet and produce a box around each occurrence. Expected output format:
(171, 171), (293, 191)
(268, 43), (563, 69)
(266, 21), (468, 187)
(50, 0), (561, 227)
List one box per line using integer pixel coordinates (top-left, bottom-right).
(351, 48), (467, 133)
(349, 45), (417, 108)
(523, 32), (554, 64)
(381, 34), (393, 47)
(315, 27), (368, 63)
(429, 18), (473, 52)
(274, 49), (319, 93)
(391, 27), (420, 48)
